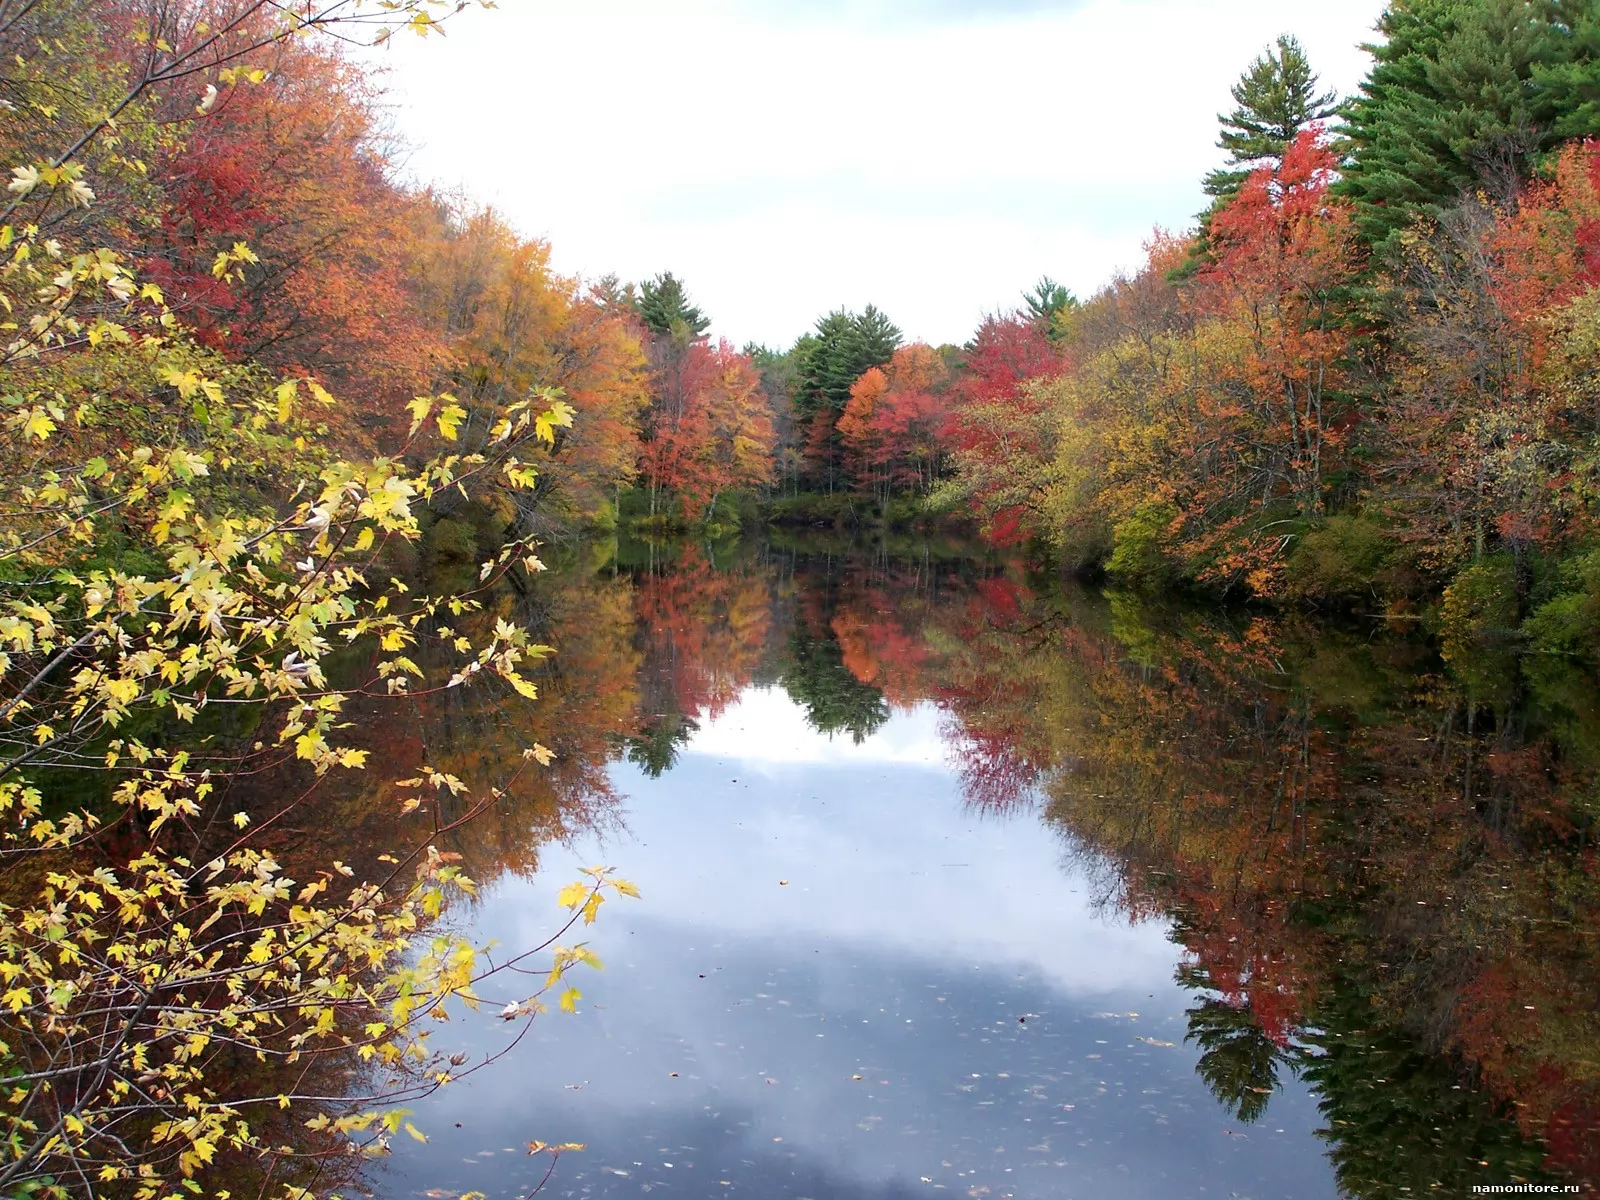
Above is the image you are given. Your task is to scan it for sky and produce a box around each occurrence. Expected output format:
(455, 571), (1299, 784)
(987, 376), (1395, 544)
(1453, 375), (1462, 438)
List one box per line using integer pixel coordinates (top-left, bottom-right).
(376, 0), (1391, 349)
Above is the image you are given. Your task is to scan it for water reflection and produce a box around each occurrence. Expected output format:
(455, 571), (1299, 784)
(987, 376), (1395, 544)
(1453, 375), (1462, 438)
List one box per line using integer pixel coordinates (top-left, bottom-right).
(380, 700), (1332, 1200)
(350, 535), (1599, 1196)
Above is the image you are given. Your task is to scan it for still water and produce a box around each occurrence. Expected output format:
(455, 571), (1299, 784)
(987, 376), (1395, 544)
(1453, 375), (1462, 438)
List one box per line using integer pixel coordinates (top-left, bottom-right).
(360, 537), (1595, 1199)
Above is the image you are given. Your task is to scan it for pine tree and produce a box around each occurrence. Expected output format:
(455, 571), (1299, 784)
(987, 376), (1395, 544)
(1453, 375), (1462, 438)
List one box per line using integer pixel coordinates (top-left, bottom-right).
(635, 272), (710, 340)
(1203, 35), (1338, 205)
(791, 306), (903, 492)
(1021, 276), (1078, 339)
(795, 306), (903, 419)
(1536, 1), (1600, 139)
(1174, 35), (1337, 280)
(1338, 0), (1600, 259)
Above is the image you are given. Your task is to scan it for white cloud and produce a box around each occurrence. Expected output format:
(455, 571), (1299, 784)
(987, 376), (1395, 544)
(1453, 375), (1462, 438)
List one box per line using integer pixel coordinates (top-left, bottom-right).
(492, 698), (1175, 996)
(375, 0), (1387, 347)
(684, 686), (945, 768)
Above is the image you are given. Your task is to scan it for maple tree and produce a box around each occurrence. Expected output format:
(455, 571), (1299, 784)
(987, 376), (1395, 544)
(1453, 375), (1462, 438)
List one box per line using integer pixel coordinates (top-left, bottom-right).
(836, 343), (954, 499)
(420, 204), (649, 526)
(0, 4), (646, 1199)
(938, 312), (1064, 543)
(634, 299), (775, 524)
(140, 37), (442, 435)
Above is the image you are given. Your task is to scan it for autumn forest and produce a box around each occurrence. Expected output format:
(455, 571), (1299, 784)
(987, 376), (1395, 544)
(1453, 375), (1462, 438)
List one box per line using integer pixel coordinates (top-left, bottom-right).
(5, 0), (1600, 1198)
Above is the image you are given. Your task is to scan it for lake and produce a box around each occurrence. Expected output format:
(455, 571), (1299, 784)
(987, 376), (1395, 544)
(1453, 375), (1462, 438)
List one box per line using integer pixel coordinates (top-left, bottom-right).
(349, 535), (1596, 1199)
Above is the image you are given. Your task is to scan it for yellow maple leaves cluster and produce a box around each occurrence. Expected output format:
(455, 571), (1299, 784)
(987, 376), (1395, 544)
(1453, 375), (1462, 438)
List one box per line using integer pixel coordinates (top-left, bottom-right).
(0, 2), (638, 1198)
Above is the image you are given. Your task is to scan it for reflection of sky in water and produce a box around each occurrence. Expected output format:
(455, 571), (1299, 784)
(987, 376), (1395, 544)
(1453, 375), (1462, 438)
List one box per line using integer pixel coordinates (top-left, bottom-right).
(380, 692), (1337, 1199)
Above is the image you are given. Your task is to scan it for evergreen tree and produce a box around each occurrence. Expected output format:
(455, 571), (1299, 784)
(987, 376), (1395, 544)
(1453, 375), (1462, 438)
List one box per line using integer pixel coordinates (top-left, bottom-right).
(1021, 276), (1079, 340)
(635, 272), (710, 340)
(793, 305), (903, 420)
(1537, 0), (1600, 138)
(1203, 35), (1338, 204)
(1339, 0), (1600, 259)
(1172, 35), (1336, 280)
(780, 627), (890, 744)
(789, 305), (901, 492)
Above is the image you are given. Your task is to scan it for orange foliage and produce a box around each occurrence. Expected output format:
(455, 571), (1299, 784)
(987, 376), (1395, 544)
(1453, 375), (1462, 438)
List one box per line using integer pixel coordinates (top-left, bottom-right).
(146, 41), (442, 437)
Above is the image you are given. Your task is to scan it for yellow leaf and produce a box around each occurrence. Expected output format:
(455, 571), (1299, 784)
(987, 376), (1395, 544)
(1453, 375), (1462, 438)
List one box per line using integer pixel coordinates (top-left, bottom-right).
(436, 402), (466, 442)
(275, 380), (297, 422)
(406, 396), (432, 435)
(22, 406), (56, 441)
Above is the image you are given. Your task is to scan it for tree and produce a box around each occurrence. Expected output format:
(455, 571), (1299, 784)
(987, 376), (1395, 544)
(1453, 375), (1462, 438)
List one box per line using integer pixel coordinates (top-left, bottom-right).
(1203, 35), (1338, 205)
(1021, 276), (1079, 340)
(1202, 130), (1359, 523)
(0, 4), (643, 1198)
(1373, 139), (1600, 575)
(636, 338), (775, 520)
(939, 313), (1063, 543)
(744, 342), (804, 494)
(141, 37), (443, 435)
(837, 343), (953, 497)
(420, 203), (648, 525)
(792, 306), (903, 490)
(1339, 0), (1600, 258)
(635, 272), (710, 340)
(677, 340), (778, 519)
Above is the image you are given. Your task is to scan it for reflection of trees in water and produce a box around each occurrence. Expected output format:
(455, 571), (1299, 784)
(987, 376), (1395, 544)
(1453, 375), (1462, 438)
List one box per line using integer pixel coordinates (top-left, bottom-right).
(758, 552), (1598, 1187)
(999, 588), (1600, 1189)
(403, 534), (1600, 1191)
(1182, 997), (1286, 1124)
(781, 626), (891, 744)
(624, 710), (700, 778)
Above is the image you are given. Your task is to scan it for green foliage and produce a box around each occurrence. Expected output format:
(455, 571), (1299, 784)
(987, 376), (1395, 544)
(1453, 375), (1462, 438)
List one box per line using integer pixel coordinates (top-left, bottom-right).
(1522, 547), (1600, 657)
(634, 273), (710, 341)
(428, 515), (481, 563)
(1537, 1), (1600, 138)
(1339, 0), (1600, 258)
(1300, 978), (1557, 1198)
(794, 306), (903, 420)
(1021, 277), (1078, 340)
(1441, 554), (1521, 643)
(764, 491), (862, 528)
(1283, 514), (1399, 604)
(1440, 555), (1523, 699)
(1203, 34), (1338, 203)
(1105, 502), (1178, 590)
(623, 710), (699, 778)
(1182, 993), (1287, 1124)
(780, 628), (889, 744)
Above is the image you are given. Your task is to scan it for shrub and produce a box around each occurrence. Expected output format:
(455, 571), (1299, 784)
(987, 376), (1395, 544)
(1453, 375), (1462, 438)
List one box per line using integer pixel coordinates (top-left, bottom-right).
(1106, 502), (1178, 590)
(1283, 514), (1395, 604)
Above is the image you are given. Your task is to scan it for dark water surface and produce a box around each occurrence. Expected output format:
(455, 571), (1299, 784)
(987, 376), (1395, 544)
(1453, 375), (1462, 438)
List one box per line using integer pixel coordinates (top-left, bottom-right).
(360, 537), (1597, 1199)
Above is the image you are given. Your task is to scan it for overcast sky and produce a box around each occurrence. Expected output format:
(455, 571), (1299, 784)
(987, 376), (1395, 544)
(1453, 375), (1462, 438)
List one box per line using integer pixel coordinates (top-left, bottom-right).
(377, 0), (1390, 349)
